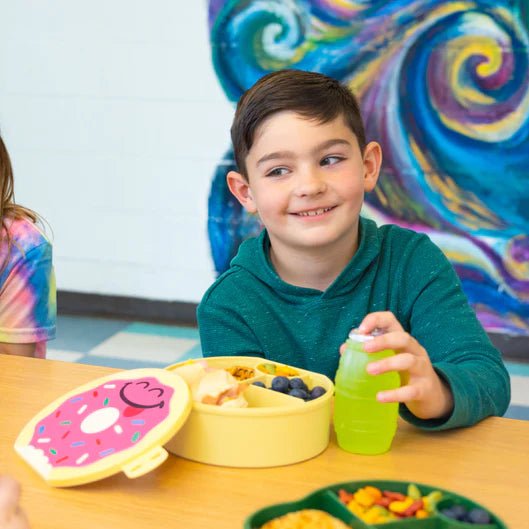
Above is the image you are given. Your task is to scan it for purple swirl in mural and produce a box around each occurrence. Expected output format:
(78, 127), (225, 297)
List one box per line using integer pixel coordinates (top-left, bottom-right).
(207, 0), (529, 336)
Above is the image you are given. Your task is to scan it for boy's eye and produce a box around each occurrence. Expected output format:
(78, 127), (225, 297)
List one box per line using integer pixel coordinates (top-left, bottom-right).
(321, 155), (344, 166)
(266, 167), (289, 177)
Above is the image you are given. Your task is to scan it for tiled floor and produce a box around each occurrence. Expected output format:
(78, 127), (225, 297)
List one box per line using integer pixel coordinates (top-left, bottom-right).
(49, 315), (202, 368)
(48, 314), (529, 420)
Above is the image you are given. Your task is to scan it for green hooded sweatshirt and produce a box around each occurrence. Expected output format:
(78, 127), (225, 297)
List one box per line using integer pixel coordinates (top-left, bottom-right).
(198, 217), (510, 430)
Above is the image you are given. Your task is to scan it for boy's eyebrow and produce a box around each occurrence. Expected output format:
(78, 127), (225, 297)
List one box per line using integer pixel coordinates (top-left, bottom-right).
(256, 150), (295, 166)
(256, 139), (351, 166)
(314, 139), (351, 153)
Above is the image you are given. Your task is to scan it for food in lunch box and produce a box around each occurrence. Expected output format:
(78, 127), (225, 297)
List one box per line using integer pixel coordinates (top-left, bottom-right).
(337, 484), (442, 524)
(172, 360), (248, 408)
(225, 365), (255, 381)
(252, 376), (327, 402)
(257, 362), (299, 377)
(260, 509), (350, 529)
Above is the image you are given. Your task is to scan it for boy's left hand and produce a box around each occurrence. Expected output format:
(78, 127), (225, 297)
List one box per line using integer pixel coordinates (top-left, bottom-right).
(342, 311), (454, 420)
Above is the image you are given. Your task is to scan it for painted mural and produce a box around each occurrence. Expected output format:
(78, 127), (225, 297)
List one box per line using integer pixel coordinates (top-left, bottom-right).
(207, 0), (529, 337)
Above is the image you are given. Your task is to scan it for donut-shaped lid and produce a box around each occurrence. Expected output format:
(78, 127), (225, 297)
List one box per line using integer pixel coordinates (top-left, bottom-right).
(14, 368), (192, 487)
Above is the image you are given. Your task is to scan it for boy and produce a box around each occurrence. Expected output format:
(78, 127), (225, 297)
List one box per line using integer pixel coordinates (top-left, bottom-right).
(198, 69), (510, 430)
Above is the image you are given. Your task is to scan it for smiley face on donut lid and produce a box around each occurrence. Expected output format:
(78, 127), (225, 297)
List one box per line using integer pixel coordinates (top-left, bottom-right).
(14, 368), (192, 487)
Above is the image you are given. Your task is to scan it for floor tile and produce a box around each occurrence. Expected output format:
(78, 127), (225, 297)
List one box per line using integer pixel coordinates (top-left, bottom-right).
(87, 332), (200, 365)
(510, 375), (529, 407)
(504, 404), (529, 421)
(505, 361), (529, 377)
(77, 356), (170, 370)
(125, 322), (199, 340)
(47, 349), (85, 363)
(53, 315), (130, 353)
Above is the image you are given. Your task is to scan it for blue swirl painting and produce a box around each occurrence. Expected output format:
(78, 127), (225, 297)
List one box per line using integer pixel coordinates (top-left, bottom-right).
(207, 0), (529, 337)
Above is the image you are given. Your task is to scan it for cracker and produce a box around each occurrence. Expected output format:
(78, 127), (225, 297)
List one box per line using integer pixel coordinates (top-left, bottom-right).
(260, 509), (350, 529)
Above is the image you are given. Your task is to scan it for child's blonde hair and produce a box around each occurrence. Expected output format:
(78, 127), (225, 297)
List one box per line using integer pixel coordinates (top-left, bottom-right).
(0, 134), (39, 275)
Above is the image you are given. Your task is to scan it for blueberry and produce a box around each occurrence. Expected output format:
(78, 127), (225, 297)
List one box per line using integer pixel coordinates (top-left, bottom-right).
(310, 386), (326, 399)
(451, 505), (468, 521)
(271, 376), (290, 393)
(288, 388), (309, 400)
(467, 508), (491, 524)
(289, 378), (308, 391)
(440, 508), (459, 520)
(252, 381), (266, 388)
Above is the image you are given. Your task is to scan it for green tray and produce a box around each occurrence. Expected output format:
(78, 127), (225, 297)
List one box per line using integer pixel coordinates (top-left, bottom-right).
(244, 480), (508, 529)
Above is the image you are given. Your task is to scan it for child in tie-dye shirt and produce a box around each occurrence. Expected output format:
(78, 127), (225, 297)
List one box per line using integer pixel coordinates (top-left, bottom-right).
(0, 134), (56, 357)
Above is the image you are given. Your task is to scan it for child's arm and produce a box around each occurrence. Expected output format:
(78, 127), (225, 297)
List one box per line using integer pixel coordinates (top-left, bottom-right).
(0, 476), (31, 529)
(341, 234), (510, 430)
(0, 242), (56, 358)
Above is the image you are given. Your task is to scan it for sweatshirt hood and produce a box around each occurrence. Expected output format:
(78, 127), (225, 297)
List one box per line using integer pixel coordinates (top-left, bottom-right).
(230, 216), (382, 304)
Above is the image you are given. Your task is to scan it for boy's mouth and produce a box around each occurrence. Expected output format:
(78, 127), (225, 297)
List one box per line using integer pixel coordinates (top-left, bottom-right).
(293, 206), (335, 217)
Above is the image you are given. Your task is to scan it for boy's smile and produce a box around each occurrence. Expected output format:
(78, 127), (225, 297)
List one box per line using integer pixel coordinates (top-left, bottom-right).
(228, 111), (381, 287)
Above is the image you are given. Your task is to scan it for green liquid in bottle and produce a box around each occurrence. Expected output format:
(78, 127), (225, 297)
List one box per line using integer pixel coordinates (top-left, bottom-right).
(333, 333), (400, 455)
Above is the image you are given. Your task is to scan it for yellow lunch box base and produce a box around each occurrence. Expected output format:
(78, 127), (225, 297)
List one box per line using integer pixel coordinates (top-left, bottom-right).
(165, 356), (334, 468)
(165, 400), (332, 467)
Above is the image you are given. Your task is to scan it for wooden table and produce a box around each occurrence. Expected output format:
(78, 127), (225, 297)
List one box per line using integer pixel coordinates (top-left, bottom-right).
(1, 355), (527, 529)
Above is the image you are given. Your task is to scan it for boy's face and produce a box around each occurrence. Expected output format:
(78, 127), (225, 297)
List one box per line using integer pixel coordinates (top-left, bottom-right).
(227, 111), (381, 258)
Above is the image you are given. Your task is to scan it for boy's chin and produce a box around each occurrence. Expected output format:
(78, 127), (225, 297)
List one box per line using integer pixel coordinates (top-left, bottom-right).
(286, 233), (356, 252)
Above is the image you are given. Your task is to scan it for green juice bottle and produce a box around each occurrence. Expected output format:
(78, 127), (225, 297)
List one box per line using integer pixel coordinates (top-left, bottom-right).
(333, 329), (400, 455)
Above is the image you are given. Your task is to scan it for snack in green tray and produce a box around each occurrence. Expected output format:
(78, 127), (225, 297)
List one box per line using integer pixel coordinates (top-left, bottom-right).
(260, 509), (350, 529)
(337, 484), (442, 524)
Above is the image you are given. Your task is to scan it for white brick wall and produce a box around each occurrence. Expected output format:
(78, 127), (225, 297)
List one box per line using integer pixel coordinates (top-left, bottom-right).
(0, 1), (233, 302)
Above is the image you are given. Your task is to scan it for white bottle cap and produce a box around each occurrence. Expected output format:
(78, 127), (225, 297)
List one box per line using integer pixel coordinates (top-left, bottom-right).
(348, 328), (386, 342)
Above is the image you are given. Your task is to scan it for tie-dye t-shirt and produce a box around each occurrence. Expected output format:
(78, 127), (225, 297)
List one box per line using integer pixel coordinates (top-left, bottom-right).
(0, 217), (56, 358)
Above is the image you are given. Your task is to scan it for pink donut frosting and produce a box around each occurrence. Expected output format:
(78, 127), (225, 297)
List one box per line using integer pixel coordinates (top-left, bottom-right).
(28, 377), (174, 468)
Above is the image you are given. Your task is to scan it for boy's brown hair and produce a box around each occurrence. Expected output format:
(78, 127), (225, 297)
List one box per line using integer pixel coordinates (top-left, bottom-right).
(230, 69), (367, 179)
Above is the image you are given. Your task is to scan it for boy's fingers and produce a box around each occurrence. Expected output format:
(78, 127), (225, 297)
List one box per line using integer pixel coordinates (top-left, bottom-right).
(366, 353), (415, 375)
(339, 343), (347, 355)
(358, 312), (403, 334)
(364, 332), (421, 355)
(377, 384), (421, 403)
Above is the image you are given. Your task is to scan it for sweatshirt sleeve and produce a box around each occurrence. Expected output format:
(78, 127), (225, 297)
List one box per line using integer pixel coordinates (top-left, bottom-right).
(396, 235), (511, 430)
(197, 279), (264, 359)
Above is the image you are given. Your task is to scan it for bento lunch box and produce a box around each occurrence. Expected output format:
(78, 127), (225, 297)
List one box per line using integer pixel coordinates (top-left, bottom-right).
(244, 480), (507, 529)
(15, 358), (333, 486)
(165, 356), (334, 468)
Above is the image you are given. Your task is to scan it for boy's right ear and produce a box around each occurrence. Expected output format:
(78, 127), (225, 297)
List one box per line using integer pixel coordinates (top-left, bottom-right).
(226, 170), (257, 214)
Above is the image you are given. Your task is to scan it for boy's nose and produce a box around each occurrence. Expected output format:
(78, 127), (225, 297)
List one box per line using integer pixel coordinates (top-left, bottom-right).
(294, 168), (327, 197)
